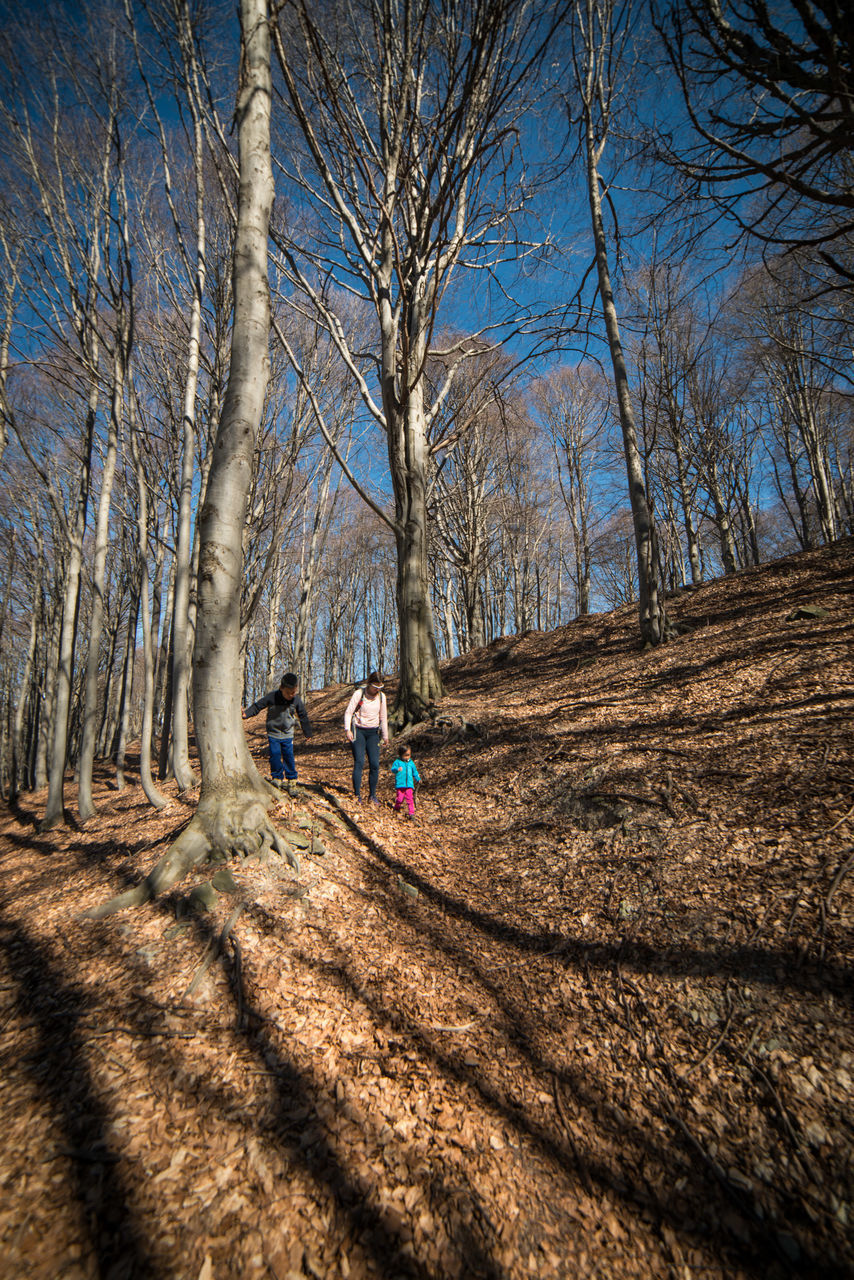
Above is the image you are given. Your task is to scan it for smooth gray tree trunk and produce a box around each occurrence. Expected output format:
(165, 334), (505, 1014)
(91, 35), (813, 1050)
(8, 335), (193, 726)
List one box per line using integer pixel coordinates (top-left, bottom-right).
(169, 23), (207, 793)
(78, 342), (123, 821)
(191, 0), (274, 801)
(42, 385), (98, 828)
(576, 0), (668, 645)
(11, 594), (38, 802)
(113, 583), (140, 791)
(84, 0), (297, 923)
(129, 380), (168, 810)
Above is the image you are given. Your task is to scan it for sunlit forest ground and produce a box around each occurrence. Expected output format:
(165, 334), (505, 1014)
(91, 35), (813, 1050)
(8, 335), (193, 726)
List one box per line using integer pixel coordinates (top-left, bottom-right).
(1, 537), (852, 1280)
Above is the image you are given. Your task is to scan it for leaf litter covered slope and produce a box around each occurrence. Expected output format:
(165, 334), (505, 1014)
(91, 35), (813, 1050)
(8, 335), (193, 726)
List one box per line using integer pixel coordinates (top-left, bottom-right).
(0, 539), (852, 1280)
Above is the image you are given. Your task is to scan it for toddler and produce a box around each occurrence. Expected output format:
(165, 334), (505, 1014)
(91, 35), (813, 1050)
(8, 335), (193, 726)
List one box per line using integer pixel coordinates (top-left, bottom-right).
(391, 745), (421, 818)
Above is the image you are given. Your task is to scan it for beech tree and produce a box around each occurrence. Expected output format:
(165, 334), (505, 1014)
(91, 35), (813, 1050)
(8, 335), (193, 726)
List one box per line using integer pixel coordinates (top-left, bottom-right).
(622, 260), (706, 586)
(127, 368), (169, 809)
(746, 271), (845, 546)
(270, 0), (565, 724)
(77, 66), (134, 823)
(427, 352), (518, 651)
(498, 414), (556, 634)
(0, 76), (111, 825)
(568, 0), (671, 644)
(86, 0), (299, 918)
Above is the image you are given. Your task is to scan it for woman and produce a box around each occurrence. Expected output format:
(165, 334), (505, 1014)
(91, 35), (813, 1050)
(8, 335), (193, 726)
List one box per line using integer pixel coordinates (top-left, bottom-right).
(344, 672), (389, 806)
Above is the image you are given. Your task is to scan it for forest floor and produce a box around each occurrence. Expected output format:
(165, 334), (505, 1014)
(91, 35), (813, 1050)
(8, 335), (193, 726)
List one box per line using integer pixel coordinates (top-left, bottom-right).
(1, 539), (853, 1280)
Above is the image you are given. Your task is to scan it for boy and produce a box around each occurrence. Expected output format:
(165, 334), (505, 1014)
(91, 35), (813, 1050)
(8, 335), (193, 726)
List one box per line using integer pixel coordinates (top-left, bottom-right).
(242, 672), (313, 796)
(391, 744), (421, 819)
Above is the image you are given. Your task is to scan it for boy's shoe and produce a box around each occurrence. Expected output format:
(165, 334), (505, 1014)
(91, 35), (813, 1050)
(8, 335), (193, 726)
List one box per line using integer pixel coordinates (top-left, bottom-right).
(287, 781), (298, 797)
(369, 797), (380, 807)
(270, 777), (284, 789)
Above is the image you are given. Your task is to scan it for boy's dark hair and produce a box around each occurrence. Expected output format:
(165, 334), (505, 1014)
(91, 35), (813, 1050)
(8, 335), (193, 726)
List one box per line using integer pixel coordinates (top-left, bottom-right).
(280, 672), (299, 689)
(401, 745), (411, 756)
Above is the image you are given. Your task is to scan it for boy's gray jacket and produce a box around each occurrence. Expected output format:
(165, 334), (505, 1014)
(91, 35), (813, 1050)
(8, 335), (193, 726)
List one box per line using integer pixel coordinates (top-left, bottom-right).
(245, 690), (312, 740)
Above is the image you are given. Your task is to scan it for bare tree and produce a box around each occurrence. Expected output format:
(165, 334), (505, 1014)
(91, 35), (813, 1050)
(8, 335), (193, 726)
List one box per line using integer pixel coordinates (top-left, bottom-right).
(86, 0), (299, 919)
(743, 268), (845, 546)
(534, 364), (609, 615)
(0, 3), (135, 824)
(270, 0), (566, 724)
(428, 353), (518, 650)
(656, 0), (854, 281)
(0, 224), (19, 471)
(78, 53), (135, 821)
(125, 0), (225, 792)
(128, 368), (169, 809)
(625, 259), (712, 586)
(568, 0), (671, 643)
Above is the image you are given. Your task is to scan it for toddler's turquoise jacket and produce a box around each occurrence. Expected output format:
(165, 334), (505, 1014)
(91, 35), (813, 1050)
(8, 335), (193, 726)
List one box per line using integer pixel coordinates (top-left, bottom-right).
(391, 758), (421, 789)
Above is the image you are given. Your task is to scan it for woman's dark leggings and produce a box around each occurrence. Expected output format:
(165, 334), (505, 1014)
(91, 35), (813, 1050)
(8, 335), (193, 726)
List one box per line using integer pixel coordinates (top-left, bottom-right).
(352, 726), (380, 799)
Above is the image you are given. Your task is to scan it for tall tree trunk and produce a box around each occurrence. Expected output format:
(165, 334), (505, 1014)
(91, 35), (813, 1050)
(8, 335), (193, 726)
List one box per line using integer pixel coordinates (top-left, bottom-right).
(672, 432), (702, 584)
(35, 580), (62, 792)
(184, 446), (213, 720)
(85, 0), (295, 923)
(293, 455), (334, 685)
(265, 545), (284, 687)
(42, 385), (97, 829)
(97, 597), (123, 758)
(78, 345), (123, 822)
(158, 624), (176, 782)
(706, 466), (738, 573)
(387, 386), (444, 724)
(11, 595), (39, 803)
(579, 501), (592, 615)
(0, 258), (14, 471)
(773, 404), (814, 548)
(129, 379), (168, 810)
(169, 38), (207, 793)
(573, 0), (668, 643)
(798, 391), (838, 544)
(583, 132), (667, 643)
(113, 582), (140, 791)
(192, 0), (274, 799)
(150, 511), (170, 721)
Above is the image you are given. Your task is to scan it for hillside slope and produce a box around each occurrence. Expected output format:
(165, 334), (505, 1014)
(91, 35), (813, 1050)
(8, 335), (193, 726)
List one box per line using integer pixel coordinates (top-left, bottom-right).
(1, 539), (852, 1280)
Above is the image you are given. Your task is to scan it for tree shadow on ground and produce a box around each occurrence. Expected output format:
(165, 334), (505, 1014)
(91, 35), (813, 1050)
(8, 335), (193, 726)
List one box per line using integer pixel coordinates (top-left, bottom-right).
(4, 808), (846, 1277)
(109, 901), (510, 1279)
(323, 799), (851, 999)
(0, 918), (162, 1278)
(240, 891), (842, 1280)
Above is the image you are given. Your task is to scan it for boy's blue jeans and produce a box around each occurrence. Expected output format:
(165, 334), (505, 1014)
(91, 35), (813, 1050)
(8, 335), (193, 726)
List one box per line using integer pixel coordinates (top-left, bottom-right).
(269, 736), (297, 781)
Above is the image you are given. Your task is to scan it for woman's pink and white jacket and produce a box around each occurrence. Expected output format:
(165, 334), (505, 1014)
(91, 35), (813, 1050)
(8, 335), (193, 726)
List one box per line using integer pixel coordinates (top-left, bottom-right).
(344, 687), (388, 740)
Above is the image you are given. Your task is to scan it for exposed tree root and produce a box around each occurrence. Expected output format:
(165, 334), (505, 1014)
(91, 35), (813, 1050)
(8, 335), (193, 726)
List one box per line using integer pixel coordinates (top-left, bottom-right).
(389, 689), (440, 735)
(396, 709), (482, 748)
(81, 790), (300, 921)
(182, 902), (246, 1000)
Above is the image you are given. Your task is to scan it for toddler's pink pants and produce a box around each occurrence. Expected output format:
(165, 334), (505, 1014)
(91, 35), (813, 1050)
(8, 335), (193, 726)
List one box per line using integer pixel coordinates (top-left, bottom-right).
(395, 787), (415, 816)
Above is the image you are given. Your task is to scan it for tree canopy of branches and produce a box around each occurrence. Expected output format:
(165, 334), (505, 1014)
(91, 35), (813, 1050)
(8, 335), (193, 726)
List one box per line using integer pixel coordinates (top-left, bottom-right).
(657, 0), (854, 280)
(269, 0), (566, 725)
